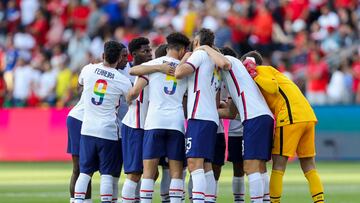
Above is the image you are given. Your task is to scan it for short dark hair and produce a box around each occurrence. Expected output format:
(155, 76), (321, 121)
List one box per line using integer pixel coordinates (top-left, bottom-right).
(104, 40), (123, 64)
(128, 37), (150, 55)
(220, 47), (238, 58)
(240, 50), (263, 65)
(166, 32), (190, 51)
(196, 28), (215, 46)
(155, 44), (168, 58)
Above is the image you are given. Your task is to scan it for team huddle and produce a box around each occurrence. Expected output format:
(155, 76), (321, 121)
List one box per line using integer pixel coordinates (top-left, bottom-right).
(66, 28), (325, 203)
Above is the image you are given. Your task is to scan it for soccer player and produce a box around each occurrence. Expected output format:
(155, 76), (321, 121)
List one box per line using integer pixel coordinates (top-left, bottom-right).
(203, 46), (274, 203)
(240, 51), (324, 203)
(67, 94), (92, 203)
(120, 37), (173, 203)
(73, 40), (132, 203)
(218, 47), (246, 203)
(175, 28), (231, 203)
(126, 32), (190, 203)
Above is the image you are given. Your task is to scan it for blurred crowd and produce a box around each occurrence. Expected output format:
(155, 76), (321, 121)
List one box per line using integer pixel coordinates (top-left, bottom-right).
(0, 0), (359, 108)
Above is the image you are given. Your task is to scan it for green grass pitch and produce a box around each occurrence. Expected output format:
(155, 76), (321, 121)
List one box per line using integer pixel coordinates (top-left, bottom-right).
(0, 161), (359, 203)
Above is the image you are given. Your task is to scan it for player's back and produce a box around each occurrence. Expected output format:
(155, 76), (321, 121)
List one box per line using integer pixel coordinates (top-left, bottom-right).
(80, 63), (132, 140)
(142, 56), (187, 133)
(256, 65), (317, 126)
(186, 49), (219, 125)
(222, 55), (272, 122)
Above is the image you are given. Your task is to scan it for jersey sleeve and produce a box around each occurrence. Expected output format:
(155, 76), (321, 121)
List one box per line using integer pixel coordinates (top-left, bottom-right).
(186, 50), (205, 71)
(254, 66), (279, 94)
(78, 66), (87, 85)
(122, 77), (133, 96)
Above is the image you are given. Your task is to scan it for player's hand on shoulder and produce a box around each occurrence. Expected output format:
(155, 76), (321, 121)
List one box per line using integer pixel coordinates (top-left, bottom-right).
(160, 62), (175, 76)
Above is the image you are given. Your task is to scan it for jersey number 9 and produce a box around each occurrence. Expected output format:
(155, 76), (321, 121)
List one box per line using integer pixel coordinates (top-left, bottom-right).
(92, 79), (108, 105)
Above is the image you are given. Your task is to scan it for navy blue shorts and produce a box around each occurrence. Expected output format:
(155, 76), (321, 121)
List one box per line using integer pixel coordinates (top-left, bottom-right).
(66, 116), (82, 156)
(79, 135), (123, 176)
(243, 115), (274, 161)
(227, 136), (243, 163)
(121, 124), (144, 174)
(213, 133), (226, 166)
(185, 119), (218, 161)
(143, 129), (185, 161)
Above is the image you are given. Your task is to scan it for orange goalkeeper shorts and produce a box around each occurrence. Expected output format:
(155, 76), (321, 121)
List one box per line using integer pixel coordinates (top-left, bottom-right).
(272, 122), (316, 158)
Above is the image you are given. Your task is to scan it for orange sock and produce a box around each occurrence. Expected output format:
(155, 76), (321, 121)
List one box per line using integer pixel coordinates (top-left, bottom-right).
(270, 170), (284, 203)
(305, 169), (325, 203)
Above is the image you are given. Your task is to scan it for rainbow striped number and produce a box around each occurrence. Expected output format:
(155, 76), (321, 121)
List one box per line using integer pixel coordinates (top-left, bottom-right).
(164, 75), (177, 95)
(91, 79), (108, 105)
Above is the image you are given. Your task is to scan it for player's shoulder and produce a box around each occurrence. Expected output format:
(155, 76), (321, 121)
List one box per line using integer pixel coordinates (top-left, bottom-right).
(143, 57), (163, 65)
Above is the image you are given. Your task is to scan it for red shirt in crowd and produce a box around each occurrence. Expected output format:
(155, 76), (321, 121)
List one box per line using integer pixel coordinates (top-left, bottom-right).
(352, 61), (360, 93)
(307, 60), (329, 92)
(252, 7), (273, 44)
(0, 76), (6, 107)
(227, 14), (250, 44)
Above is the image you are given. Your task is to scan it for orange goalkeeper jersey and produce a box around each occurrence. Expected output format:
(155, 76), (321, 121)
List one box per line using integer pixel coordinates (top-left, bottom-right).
(254, 66), (317, 127)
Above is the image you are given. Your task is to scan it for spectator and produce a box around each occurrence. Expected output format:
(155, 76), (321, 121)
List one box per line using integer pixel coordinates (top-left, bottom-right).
(307, 50), (329, 105)
(29, 9), (49, 45)
(12, 57), (35, 107)
(55, 56), (72, 107)
(0, 70), (6, 107)
(215, 17), (231, 48)
(327, 63), (352, 104)
(352, 52), (360, 103)
(36, 60), (57, 106)
(5, 0), (20, 33)
(20, 0), (39, 26)
(87, 0), (106, 38)
(67, 29), (90, 71)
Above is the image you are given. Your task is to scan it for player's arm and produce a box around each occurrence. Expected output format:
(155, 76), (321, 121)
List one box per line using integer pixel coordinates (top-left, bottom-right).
(197, 45), (231, 70)
(129, 63), (175, 76)
(253, 68), (279, 94)
(218, 99), (238, 119)
(126, 76), (148, 104)
(182, 95), (187, 118)
(175, 52), (194, 79)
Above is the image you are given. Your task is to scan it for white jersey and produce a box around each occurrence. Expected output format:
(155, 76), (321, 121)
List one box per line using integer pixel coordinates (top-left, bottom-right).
(122, 76), (149, 129)
(79, 63), (132, 141)
(142, 56), (187, 133)
(186, 50), (219, 125)
(217, 76), (228, 134)
(68, 93), (84, 121)
(222, 56), (273, 122)
(228, 118), (243, 137)
(117, 63), (136, 136)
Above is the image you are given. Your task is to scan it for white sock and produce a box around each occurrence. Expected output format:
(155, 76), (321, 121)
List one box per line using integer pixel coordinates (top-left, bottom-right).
(232, 176), (245, 203)
(100, 175), (113, 202)
(191, 169), (206, 203)
(182, 169), (187, 203)
(262, 172), (270, 202)
(135, 180), (141, 202)
(204, 170), (216, 203)
(161, 168), (171, 202)
(248, 173), (264, 203)
(215, 181), (219, 198)
(84, 200), (93, 203)
(169, 178), (183, 203)
(112, 177), (119, 203)
(122, 178), (138, 202)
(188, 175), (193, 203)
(74, 173), (91, 203)
(140, 179), (154, 202)
(70, 197), (75, 203)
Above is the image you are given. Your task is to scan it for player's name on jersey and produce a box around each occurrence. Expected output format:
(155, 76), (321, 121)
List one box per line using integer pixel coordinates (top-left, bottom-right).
(94, 68), (115, 79)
